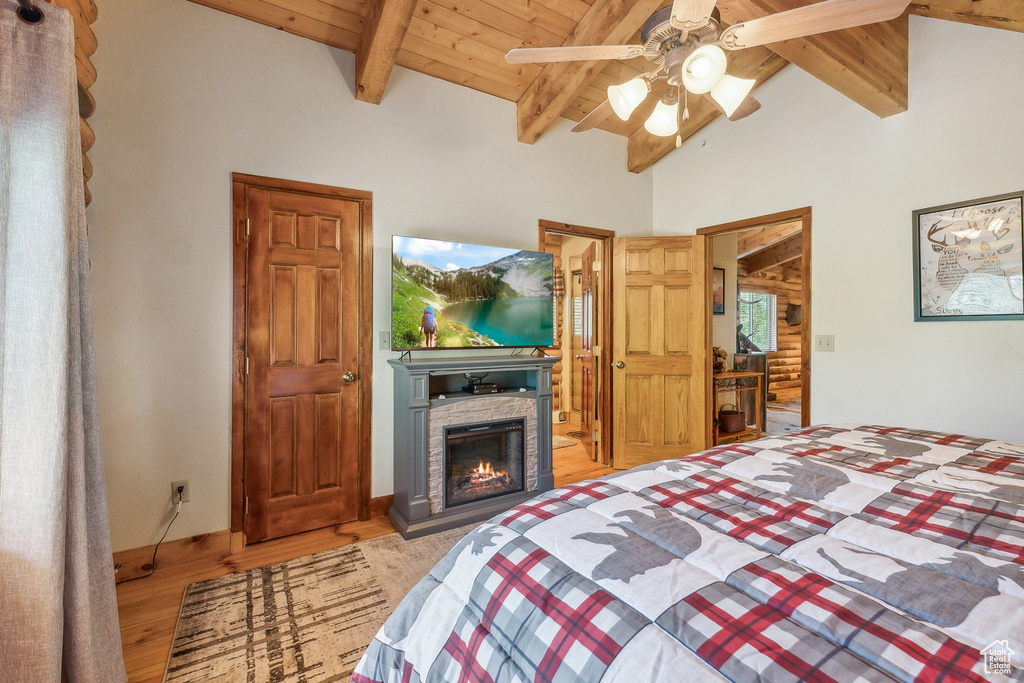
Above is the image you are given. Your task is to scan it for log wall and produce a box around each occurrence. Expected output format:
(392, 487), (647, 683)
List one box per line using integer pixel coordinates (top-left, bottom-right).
(38, 0), (97, 205)
(540, 231), (564, 412)
(738, 266), (802, 396)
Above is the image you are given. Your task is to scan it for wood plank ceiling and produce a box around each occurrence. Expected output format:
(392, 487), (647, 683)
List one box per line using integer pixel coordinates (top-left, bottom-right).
(185, 0), (1023, 173)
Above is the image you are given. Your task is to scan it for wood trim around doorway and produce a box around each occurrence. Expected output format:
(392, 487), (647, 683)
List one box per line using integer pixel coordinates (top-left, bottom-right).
(538, 219), (615, 466)
(231, 173), (374, 537)
(697, 207), (812, 428)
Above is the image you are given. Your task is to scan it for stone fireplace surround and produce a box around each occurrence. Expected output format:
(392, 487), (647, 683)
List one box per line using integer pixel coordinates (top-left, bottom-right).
(388, 356), (557, 539)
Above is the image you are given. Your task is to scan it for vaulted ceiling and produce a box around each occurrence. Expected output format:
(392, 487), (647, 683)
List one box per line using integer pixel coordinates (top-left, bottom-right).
(186, 0), (1023, 173)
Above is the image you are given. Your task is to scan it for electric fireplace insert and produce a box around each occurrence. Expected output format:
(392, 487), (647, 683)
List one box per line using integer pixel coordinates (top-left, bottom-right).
(444, 419), (525, 508)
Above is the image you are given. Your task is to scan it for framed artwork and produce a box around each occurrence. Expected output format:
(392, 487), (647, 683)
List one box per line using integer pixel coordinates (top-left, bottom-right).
(913, 191), (1023, 321)
(712, 267), (725, 315)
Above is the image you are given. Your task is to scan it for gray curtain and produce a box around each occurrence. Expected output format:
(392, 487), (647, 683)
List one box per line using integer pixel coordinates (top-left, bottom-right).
(0, 2), (126, 681)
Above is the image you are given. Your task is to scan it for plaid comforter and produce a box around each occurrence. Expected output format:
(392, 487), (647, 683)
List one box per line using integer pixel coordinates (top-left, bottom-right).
(353, 425), (1024, 682)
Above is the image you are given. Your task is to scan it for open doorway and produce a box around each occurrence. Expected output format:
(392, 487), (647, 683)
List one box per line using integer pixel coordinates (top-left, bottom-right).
(699, 209), (811, 438)
(538, 220), (614, 472)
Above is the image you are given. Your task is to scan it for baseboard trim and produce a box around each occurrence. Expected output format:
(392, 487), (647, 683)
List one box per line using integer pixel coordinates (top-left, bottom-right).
(114, 529), (231, 583)
(369, 494), (394, 519)
(114, 496), (395, 581)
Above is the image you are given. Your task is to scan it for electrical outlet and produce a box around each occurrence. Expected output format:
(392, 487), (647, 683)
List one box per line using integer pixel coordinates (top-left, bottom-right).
(815, 335), (835, 352)
(171, 479), (190, 503)
(379, 331), (391, 350)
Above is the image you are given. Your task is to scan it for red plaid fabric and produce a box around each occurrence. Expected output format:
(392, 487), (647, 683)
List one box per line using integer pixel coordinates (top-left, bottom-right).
(354, 425), (1024, 683)
(730, 556), (989, 682)
(861, 482), (1024, 562)
(465, 535), (646, 682)
(644, 472), (840, 554)
(857, 425), (992, 450)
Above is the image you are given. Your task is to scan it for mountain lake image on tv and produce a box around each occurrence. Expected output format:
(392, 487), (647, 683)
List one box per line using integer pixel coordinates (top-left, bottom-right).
(392, 236), (554, 349)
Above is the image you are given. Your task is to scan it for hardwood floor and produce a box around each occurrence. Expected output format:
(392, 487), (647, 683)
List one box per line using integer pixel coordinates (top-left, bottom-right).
(116, 422), (612, 682)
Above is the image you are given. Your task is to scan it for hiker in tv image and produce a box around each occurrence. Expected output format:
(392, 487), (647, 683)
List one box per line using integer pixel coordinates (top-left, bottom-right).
(420, 305), (437, 347)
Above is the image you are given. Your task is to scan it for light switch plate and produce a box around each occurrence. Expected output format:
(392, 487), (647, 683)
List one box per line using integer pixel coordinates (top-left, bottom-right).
(815, 335), (835, 352)
(379, 331), (391, 350)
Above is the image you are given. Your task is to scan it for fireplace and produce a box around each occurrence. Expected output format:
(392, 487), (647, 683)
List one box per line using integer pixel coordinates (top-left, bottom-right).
(445, 419), (525, 508)
(388, 355), (557, 539)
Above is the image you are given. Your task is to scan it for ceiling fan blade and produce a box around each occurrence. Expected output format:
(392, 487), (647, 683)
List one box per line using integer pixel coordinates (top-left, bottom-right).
(505, 45), (646, 64)
(720, 0), (911, 50)
(572, 100), (614, 133)
(726, 95), (761, 121)
(671, 0), (718, 31)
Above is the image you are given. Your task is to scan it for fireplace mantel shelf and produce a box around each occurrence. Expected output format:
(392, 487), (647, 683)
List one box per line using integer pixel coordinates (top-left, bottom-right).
(388, 354), (558, 538)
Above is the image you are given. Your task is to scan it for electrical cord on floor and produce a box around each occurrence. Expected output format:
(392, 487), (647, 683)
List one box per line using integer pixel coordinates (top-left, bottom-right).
(115, 488), (183, 585)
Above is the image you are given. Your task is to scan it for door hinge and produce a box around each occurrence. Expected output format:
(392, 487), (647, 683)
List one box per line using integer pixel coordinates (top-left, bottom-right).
(245, 218), (250, 236)
(244, 496), (248, 515)
(593, 260), (602, 272)
(593, 344), (601, 357)
(593, 429), (600, 443)
(245, 357), (249, 374)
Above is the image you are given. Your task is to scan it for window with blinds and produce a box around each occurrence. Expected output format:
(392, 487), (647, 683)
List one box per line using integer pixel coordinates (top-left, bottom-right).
(738, 291), (777, 352)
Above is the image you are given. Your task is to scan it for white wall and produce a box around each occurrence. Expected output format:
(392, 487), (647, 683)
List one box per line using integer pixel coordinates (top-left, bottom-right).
(653, 17), (1024, 444)
(87, 0), (653, 551)
(711, 233), (738, 364)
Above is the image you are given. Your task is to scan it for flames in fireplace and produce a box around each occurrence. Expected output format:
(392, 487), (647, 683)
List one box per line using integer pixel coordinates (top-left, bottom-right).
(457, 460), (512, 496)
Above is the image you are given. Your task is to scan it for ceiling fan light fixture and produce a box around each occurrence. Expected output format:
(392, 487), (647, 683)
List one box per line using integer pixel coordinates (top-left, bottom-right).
(644, 99), (679, 137)
(682, 44), (727, 95)
(710, 75), (756, 118)
(607, 77), (650, 121)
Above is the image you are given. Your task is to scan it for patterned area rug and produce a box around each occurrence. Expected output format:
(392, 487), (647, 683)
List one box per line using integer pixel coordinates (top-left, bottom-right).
(163, 525), (474, 682)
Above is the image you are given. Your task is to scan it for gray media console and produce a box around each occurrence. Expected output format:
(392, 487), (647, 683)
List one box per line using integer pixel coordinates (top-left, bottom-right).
(388, 355), (558, 539)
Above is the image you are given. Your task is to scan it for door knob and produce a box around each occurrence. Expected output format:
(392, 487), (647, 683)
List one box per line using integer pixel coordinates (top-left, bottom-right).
(343, 371), (356, 383)
(615, 361), (625, 369)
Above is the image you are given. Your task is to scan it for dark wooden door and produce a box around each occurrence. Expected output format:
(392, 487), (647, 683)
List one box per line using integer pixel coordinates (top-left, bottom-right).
(244, 186), (362, 542)
(579, 242), (597, 460)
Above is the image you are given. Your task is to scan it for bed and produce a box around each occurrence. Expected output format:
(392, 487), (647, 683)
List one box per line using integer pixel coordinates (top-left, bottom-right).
(353, 425), (1024, 682)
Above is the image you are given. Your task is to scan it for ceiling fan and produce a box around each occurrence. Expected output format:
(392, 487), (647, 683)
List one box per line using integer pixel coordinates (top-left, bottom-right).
(505, 0), (911, 144)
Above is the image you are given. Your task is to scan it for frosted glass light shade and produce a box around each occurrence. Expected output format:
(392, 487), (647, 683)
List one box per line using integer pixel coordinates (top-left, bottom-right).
(644, 100), (679, 137)
(608, 77), (650, 121)
(682, 45), (727, 95)
(710, 75), (756, 117)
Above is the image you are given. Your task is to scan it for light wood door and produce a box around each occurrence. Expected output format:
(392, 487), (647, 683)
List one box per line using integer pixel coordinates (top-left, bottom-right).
(245, 187), (362, 542)
(612, 236), (709, 469)
(579, 242), (597, 460)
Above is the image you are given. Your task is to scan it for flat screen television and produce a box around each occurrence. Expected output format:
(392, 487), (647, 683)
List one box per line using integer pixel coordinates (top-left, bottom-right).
(391, 236), (554, 350)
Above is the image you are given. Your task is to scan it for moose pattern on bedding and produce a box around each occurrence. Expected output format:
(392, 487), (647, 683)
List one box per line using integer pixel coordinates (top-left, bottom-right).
(353, 425), (1024, 683)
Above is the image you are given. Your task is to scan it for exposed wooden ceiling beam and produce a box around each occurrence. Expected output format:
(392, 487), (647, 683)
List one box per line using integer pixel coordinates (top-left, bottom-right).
(737, 220), (802, 258)
(908, 1), (1024, 32)
(627, 46), (785, 174)
(356, 0), (420, 103)
(515, 0), (664, 145)
(738, 231), (802, 275)
(717, 0), (909, 119)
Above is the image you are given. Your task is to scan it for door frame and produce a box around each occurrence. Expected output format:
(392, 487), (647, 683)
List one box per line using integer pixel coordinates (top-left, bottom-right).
(697, 207), (812, 428)
(538, 219), (615, 466)
(231, 172), (374, 538)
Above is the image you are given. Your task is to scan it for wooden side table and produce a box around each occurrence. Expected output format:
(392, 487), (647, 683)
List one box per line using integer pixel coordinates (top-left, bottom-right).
(713, 371), (762, 446)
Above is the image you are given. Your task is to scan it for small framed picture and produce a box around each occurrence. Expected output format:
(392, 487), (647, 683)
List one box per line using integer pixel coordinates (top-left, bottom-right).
(712, 267), (725, 315)
(913, 191), (1023, 321)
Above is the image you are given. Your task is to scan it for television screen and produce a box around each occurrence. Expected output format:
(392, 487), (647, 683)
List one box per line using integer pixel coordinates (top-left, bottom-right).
(392, 236), (554, 349)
